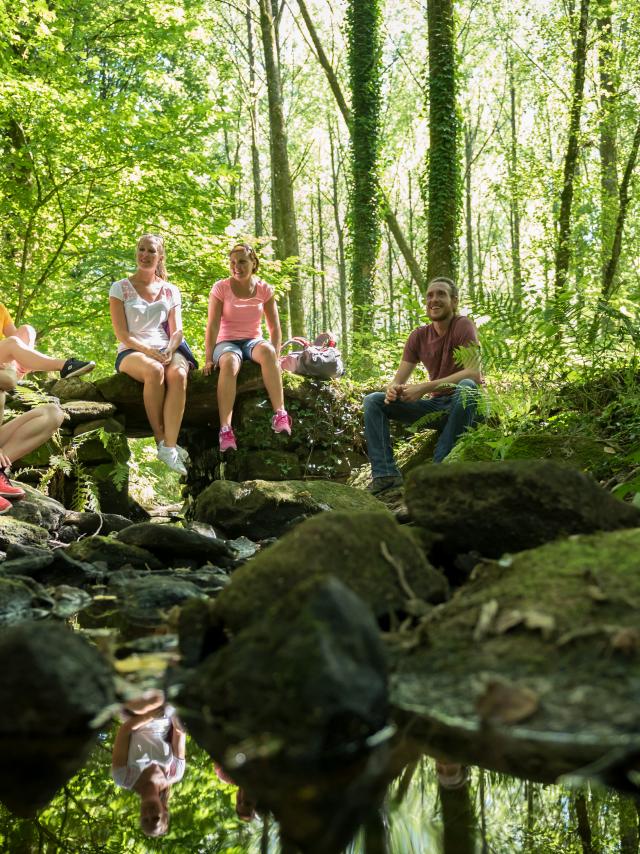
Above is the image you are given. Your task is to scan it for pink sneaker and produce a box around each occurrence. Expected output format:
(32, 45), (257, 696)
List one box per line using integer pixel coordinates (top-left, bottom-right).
(219, 426), (237, 452)
(272, 410), (292, 435)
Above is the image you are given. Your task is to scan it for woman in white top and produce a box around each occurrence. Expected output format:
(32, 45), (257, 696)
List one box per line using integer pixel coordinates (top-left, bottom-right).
(109, 234), (189, 475)
(111, 690), (186, 838)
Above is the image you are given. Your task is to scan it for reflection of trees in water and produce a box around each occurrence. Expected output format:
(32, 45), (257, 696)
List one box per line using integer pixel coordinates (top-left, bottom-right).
(0, 725), (252, 853)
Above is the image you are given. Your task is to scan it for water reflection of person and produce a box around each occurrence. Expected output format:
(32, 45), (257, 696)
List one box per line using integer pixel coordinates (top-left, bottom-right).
(214, 763), (257, 821)
(111, 690), (186, 837)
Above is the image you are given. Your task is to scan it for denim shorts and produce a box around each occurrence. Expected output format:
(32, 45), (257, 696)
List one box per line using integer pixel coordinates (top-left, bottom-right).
(115, 348), (136, 372)
(115, 348), (190, 373)
(213, 338), (264, 367)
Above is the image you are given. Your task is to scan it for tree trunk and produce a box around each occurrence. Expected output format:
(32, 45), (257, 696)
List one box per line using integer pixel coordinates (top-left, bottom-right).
(258, 0), (303, 335)
(387, 226), (395, 334)
(507, 50), (523, 308)
(310, 195), (317, 336)
(597, 4), (618, 283)
(329, 123), (349, 356)
(296, 0), (424, 294)
(246, 0), (263, 237)
(618, 793), (639, 854)
(317, 179), (327, 331)
(426, 0), (459, 282)
(463, 119), (475, 301)
(575, 792), (595, 854)
(346, 0), (382, 332)
(553, 0), (590, 300)
(601, 113), (640, 300)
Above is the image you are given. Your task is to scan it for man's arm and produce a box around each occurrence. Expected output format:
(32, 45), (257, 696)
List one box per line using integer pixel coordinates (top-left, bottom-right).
(3, 321), (18, 337)
(384, 360), (416, 403)
(402, 339), (482, 402)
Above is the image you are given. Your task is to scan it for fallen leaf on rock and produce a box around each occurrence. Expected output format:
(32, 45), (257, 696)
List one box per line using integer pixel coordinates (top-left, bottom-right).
(610, 628), (640, 655)
(493, 609), (523, 634)
(476, 679), (540, 724)
(523, 610), (556, 639)
(473, 599), (499, 641)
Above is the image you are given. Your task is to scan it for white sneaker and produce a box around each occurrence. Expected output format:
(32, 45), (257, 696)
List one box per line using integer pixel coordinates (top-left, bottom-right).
(175, 444), (190, 465)
(157, 442), (187, 476)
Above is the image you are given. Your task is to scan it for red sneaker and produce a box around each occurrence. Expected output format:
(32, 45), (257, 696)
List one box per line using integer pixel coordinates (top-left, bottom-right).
(272, 410), (292, 435)
(0, 470), (25, 499)
(219, 426), (237, 452)
(0, 495), (12, 514)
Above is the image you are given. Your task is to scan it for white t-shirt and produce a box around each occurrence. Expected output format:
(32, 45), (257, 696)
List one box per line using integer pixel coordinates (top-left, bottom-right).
(111, 715), (185, 789)
(109, 278), (181, 353)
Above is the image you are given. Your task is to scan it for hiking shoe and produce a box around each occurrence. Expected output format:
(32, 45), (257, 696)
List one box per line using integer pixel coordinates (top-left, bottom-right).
(0, 495), (11, 515)
(369, 475), (403, 495)
(0, 470), (25, 500)
(159, 440), (190, 466)
(157, 442), (188, 475)
(219, 426), (237, 452)
(60, 359), (96, 380)
(0, 365), (17, 392)
(272, 410), (292, 435)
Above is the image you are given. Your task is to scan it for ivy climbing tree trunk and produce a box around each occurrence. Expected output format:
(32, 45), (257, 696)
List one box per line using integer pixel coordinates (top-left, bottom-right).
(553, 0), (590, 301)
(346, 0), (382, 332)
(426, 0), (460, 283)
(258, 0), (304, 336)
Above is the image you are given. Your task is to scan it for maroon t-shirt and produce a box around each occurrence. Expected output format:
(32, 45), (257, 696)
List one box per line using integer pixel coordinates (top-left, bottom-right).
(402, 315), (481, 397)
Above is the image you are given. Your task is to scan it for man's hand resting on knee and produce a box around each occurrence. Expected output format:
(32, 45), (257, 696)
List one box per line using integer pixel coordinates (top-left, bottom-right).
(384, 383), (406, 403)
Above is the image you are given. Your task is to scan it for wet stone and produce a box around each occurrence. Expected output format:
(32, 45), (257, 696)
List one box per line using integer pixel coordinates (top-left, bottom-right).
(50, 585), (92, 619)
(6, 484), (67, 531)
(65, 536), (163, 571)
(115, 522), (237, 567)
(0, 517), (48, 550)
(0, 576), (52, 624)
(63, 511), (134, 536)
(117, 576), (208, 631)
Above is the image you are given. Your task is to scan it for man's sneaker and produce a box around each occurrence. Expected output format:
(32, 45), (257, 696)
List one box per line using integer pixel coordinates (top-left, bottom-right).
(60, 359), (96, 380)
(0, 495), (11, 515)
(0, 470), (25, 500)
(0, 365), (17, 392)
(157, 442), (188, 475)
(272, 410), (292, 435)
(219, 426), (237, 452)
(369, 475), (403, 495)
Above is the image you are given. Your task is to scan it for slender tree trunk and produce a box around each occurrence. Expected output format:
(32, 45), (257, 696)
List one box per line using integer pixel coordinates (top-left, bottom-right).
(426, 0), (459, 281)
(346, 0), (382, 331)
(597, 4), (617, 282)
(296, 0), (424, 294)
(440, 782), (475, 854)
(601, 113), (640, 300)
(317, 179), (327, 330)
(329, 123), (349, 356)
(246, 0), (263, 236)
(575, 792), (595, 854)
(258, 0), (303, 335)
(507, 50), (523, 307)
(463, 120), (475, 300)
(387, 227), (395, 334)
(310, 196), (317, 336)
(618, 793), (639, 854)
(553, 0), (590, 300)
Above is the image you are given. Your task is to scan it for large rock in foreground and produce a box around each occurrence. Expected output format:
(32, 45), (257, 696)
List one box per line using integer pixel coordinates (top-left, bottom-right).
(405, 460), (640, 562)
(193, 478), (385, 539)
(115, 521), (237, 567)
(391, 527), (640, 780)
(211, 510), (448, 634)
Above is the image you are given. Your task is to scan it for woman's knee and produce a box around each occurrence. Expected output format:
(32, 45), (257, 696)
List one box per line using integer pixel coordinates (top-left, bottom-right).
(143, 362), (166, 384)
(253, 342), (276, 364)
(218, 353), (240, 375)
(166, 366), (187, 389)
(42, 403), (65, 431)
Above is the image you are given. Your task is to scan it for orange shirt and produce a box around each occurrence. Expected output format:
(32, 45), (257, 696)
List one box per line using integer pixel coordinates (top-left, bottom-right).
(0, 304), (13, 339)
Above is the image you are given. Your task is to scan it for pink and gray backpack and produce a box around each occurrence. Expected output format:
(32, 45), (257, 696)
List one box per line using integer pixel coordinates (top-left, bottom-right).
(280, 333), (345, 379)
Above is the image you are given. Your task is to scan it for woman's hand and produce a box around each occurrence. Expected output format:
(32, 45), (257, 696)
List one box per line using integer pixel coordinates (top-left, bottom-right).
(0, 447), (11, 469)
(203, 360), (215, 376)
(146, 348), (168, 364)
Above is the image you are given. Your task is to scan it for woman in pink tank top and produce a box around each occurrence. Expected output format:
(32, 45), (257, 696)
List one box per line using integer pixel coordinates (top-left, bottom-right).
(204, 244), (292, 452)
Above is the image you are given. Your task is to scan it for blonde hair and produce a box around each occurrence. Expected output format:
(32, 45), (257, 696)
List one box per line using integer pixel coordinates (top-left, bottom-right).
(137, 234), (167, 280)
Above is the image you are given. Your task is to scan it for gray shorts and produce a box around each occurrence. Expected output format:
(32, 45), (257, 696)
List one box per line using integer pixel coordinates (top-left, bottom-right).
(213, 338), (264, 367)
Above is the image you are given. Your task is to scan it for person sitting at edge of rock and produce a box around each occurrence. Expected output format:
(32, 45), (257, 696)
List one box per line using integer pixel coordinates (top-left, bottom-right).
(0, 301), (94, 391)
(203, 242), (292, 452)
(363, 276), (483, 495)
(0, 388), (65, 514)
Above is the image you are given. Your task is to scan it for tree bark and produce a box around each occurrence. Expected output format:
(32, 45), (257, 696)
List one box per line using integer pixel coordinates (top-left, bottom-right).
(346, 0), (382, 331)
(553, 0), (590, 300)
(426, 0), (459, 282)
(507, 50), (523, 308)
(329, 122), (349, 356)
(575, 792), (595, 854)
(618, 792), (639, 854)
(463, 119), (475, 301)
(246, 0), (264, 237)
(258, 0), (304, 335)
(316, 179), (327, 330)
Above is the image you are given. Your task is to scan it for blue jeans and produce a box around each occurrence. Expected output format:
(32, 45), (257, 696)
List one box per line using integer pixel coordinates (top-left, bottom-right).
(363, 379), (482, 477)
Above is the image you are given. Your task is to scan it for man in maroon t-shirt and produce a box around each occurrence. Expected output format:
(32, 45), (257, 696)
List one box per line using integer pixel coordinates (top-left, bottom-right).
(363, 277), (483, 494)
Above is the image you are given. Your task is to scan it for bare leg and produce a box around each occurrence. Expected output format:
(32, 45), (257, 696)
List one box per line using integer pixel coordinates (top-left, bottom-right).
(0, 404), (64, 464)
(163, 362), (188, 446)
(0, 337), (65, 372)
(13, 325), (37, 377)
(217, 353), (241, 428)
(252, 342), (285, 411)
(118, 353), (166, 442)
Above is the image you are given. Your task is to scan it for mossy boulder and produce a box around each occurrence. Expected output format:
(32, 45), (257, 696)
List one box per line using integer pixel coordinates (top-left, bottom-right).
(392, 527), (640, 751)
(212, 510), (449, 633)
(449, 428), (609, 471)
(65, 536), (163, 570)
(60, 400), (117, 425)
(193, 479), (386, 539)
(48, 377), (106, 403)
(115, 522), (236, 567)
(405, 459), (640, 563)
(0, 577), (50, 624)
(0, 517), (48, 549)
(6, 484), (67, 531)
